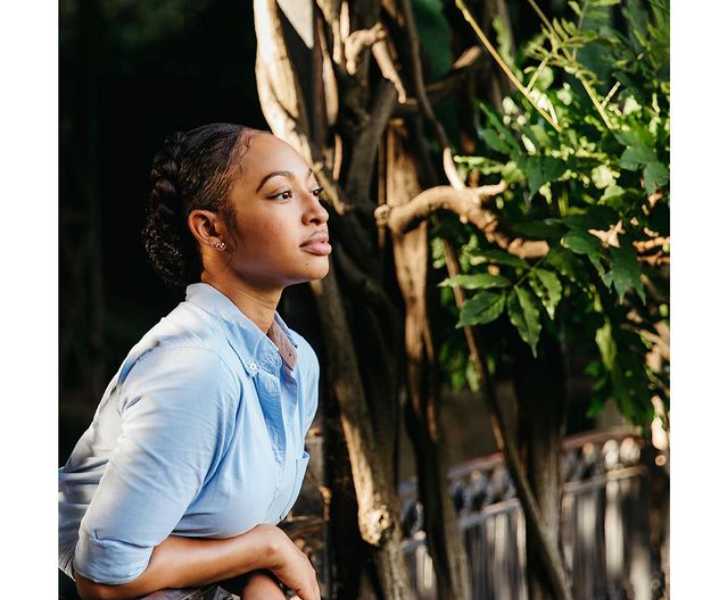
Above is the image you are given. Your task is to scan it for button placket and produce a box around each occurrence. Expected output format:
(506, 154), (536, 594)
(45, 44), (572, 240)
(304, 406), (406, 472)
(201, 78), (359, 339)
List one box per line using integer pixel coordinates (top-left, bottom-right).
(253, 368), (287, 465)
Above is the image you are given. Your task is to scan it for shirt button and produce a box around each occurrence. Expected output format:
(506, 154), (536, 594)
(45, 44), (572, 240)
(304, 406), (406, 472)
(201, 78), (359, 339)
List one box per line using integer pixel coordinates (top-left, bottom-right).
(247, 360), (258, 373)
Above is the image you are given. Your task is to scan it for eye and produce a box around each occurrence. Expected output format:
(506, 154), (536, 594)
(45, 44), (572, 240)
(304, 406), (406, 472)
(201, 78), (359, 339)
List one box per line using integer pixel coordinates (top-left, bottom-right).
(271, 190), (293, 201)
(312, 187), (324, 197)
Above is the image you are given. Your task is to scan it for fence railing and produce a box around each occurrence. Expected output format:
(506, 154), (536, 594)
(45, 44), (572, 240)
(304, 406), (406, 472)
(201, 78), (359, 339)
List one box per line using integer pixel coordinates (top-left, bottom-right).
(289, 429), (666, 600)
(398, 430), (662, 600)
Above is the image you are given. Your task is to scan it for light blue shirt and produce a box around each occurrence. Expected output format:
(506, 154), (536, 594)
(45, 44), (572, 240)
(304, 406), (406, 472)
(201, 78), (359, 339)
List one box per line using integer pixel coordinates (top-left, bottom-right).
(58, 283), (319, 585)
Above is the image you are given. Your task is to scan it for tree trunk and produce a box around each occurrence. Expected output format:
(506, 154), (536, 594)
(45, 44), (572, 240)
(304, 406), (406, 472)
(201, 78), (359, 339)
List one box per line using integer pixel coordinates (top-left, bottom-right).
(513, 330), (569, 600)
(310, 270), (411, 600)
(253, 4), (414, 597)
(323, 376), (369, 599)
(384, 121), (472, 600)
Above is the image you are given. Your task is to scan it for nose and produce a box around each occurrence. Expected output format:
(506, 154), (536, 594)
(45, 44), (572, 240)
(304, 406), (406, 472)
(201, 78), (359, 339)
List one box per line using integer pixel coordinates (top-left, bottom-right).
(302, 190), (329, 226)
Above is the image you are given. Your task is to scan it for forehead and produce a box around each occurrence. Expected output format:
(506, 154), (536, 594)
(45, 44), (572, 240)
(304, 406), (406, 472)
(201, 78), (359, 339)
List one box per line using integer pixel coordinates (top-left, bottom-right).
(239, 133), (310, 180)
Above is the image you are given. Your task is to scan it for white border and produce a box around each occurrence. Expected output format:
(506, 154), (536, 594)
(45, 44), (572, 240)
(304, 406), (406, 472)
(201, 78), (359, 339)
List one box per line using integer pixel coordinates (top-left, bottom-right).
(671, 2), (728, 599)
(0, 3), (59, 595)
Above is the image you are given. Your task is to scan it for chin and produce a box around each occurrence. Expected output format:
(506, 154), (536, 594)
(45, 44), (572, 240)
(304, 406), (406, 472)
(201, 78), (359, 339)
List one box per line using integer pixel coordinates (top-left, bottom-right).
(306, 256), (330, 281)
(287, 259), (330, 284)
(308, 261), (330, 281)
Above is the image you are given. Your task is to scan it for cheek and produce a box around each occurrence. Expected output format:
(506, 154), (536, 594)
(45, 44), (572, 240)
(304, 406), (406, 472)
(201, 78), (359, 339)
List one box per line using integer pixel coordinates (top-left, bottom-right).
(234, 214), (296, 256)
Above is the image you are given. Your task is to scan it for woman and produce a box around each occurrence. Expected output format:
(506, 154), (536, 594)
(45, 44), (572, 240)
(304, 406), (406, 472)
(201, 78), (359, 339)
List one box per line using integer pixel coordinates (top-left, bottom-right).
(58, 124), (330, 600)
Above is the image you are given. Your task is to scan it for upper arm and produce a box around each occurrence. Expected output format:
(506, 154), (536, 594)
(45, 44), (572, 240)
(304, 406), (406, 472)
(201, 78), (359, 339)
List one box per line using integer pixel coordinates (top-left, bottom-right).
(74, 345), (239, 585)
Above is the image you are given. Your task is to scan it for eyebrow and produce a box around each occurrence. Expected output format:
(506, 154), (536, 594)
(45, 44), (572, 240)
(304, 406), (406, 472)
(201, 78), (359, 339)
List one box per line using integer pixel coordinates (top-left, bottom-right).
(256, 168), (314, 192)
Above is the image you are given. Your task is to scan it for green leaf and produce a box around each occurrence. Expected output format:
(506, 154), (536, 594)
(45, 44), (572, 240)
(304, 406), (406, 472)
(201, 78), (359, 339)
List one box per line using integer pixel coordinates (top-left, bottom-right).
(601, 184), (625, 203)
(523, 123), (551, 149)
(610, 243), (646, 303)
(470, 248), (529, 268)
(568, 1), (582, 17)
(591, 164), (615, 189)
(545, 246), (582, 282)
(492, 15), (515, 71)
(411, 0), (453, 80)
(439, 273), (511, 290)
(510, 220), (567, 240)
(595, 320), (617, 370)
(529, 268), (563, 319)
(562, 206), (619, 230)
(458, 291), (506, 327)
(479, 102), (522, 155)
(561, 230), (602, 256)
(465, 358), (480, 392)
(619, 144), (657, 170)
(518, 156), (568, 198)
(507, 287), (542, 357)
(643, 161), (668, 194)
(588, 253), (609, 284)
(595, 319), (655, 426)
(600, 268), (614, 288)
(481, 128), (513, 155)
(615, 126), (653, 151)
(623, 0), (650, 48)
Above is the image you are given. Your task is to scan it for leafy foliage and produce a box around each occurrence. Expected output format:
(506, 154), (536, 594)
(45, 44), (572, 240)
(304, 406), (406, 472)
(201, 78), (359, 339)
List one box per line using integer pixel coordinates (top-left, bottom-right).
(411, 0), (453, 80)
(433, 0), (670, 426)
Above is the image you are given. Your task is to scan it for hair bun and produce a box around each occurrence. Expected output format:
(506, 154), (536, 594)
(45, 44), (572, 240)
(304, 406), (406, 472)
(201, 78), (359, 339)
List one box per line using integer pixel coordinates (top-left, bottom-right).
(142, 123), (261, 289)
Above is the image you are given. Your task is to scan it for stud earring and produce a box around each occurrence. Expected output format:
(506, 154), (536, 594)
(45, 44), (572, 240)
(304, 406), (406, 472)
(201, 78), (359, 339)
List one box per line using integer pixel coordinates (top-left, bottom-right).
(214, 241), (226, 251)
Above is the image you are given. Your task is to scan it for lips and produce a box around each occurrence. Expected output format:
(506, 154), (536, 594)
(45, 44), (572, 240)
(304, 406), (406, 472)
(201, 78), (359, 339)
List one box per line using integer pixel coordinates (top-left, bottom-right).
(300, 231), (331, 256)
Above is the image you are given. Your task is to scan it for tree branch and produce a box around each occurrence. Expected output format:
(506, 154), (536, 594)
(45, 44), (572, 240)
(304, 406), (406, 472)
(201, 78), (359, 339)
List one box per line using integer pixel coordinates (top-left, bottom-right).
(634, 236), (669, 254)
(309, 266), (414, 599)
(400, 0), (450, 151)
(344, 79), (399, 207)
(344, 22), (387, 76)
(333, 243), (402, 341)
(395, 46), (485, 115)
(253, 0), (311, 140)
(374, 184), (503, 234)
(371, 27), (408, 103)
(638, 253), (670, 267)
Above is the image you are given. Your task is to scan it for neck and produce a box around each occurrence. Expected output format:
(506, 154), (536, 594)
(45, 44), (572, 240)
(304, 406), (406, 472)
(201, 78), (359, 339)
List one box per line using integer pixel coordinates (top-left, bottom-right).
(200, 271), (282, 334)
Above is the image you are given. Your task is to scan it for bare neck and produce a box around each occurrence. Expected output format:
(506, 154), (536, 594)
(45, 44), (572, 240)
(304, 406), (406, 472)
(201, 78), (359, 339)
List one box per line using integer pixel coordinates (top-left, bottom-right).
(200, 272), (282, 334)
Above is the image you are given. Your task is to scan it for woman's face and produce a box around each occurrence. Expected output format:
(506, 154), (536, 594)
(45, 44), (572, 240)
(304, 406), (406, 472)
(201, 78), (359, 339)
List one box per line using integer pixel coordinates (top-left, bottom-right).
(223, 133), (331, 289)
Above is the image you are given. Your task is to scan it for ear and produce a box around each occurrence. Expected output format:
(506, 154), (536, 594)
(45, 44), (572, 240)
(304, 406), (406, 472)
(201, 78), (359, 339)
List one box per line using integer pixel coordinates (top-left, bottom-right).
(187, 209), (226, 249)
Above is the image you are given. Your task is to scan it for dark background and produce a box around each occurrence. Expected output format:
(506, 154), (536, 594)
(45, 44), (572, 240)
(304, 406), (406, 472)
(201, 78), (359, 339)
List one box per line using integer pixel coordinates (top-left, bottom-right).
(59, 0), (270, 461)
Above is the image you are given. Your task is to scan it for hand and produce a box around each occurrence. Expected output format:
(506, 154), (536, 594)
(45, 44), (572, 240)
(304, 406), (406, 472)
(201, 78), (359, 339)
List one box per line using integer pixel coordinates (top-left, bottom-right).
(265, 527), (320, 600)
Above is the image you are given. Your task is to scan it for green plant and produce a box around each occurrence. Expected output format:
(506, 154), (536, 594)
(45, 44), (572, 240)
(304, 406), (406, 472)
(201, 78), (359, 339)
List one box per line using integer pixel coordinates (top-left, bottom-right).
(439, 0), (669, 426)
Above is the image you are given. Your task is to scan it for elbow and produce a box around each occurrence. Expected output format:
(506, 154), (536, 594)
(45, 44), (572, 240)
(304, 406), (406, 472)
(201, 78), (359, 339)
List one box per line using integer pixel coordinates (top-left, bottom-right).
(75, 583), (107, 600)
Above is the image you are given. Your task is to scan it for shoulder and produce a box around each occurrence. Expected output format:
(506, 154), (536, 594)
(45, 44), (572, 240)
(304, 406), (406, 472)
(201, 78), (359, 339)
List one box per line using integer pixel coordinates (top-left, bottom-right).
(120, 344), (240, 416)
(118, 301), (239, 387)
(129, 343), (236, 382)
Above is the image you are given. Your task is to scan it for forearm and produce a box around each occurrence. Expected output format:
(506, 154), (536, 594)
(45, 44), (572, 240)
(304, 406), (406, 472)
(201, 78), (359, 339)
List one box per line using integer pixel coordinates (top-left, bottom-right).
(75, 525), (278, 600)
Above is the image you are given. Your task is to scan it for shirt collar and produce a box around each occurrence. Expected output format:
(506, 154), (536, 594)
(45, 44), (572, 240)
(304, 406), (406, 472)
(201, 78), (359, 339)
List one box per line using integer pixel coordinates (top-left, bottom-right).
(184, 282), (298, 374)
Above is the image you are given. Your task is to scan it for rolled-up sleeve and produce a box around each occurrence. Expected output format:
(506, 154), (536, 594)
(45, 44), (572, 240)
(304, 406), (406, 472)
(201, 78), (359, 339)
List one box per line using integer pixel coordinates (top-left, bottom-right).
(73, 345), (238, 584)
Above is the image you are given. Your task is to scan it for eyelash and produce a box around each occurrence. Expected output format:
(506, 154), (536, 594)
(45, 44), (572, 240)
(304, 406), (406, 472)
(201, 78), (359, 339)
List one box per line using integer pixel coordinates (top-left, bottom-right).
(271, 187), (324, 201)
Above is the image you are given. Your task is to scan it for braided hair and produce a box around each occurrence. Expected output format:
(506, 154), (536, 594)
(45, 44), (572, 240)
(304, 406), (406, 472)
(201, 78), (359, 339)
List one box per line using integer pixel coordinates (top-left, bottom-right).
(142, 123), (262, 288)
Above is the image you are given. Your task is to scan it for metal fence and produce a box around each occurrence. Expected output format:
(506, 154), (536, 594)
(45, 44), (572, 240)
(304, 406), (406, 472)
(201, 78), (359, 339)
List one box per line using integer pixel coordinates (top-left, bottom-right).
(398, 431), (665, 600)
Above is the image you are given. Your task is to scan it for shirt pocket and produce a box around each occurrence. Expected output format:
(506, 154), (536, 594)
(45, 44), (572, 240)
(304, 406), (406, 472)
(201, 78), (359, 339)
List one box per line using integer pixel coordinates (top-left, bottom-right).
(280, 450), (310, 520)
